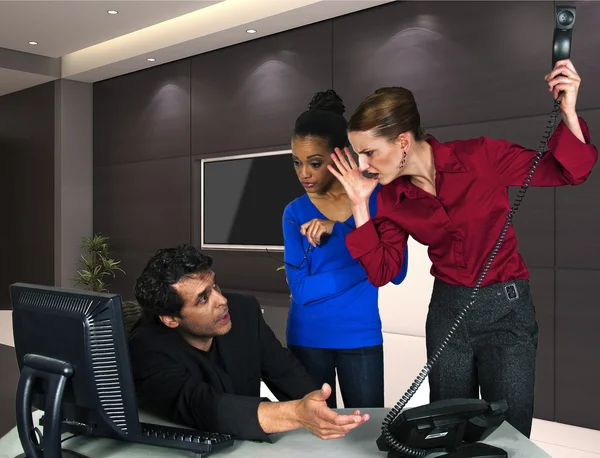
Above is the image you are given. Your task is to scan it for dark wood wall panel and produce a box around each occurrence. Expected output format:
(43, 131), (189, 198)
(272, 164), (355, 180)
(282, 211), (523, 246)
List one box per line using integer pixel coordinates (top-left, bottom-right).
(0, 82), (55, 308)
(555, 269), (600, 430)
(0, 138), (11, 307)
(567, 2), (600, 110)
(94, 59), (191, 166)
(332, 1), (553, 127)
(205, 250), (289, 295)
(94, 157), (191, 300)
(429, 114), (559, 268)
(0, 344), (19, 436)
(260, 304), (291, 347)
(191, 21), (333, 156)
(187, 22), (334, 292)
(528, 268), (555, 421)
(556, 109), (600, 269)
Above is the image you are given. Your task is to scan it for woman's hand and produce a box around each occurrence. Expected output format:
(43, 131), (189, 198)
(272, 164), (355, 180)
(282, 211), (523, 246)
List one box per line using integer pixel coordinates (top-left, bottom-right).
(301, 219), (335, 247)
(546, 59), (585, 143)
(327, 147), (378, 205)
(546, 59), (580, 115)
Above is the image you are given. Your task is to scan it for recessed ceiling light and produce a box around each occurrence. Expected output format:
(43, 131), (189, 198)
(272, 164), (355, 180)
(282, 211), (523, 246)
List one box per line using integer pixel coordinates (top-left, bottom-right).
(147, 58), (156, 62)
(28, 41), (38, 45)
(246, 29), (257, 34)
(107, 10), (118, 15)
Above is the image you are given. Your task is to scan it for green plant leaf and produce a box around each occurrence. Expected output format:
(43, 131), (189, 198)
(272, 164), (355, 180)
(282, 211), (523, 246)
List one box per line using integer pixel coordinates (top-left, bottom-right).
(74, 233), (125, 293)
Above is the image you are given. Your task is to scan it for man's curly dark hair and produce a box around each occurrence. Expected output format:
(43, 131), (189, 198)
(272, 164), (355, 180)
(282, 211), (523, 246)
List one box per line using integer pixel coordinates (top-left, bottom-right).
(134, 245), (213, 322)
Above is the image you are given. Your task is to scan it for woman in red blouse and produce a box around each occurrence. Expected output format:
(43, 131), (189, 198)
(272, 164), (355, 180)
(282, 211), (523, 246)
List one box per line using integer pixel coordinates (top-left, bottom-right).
(327, 59), (598, 438)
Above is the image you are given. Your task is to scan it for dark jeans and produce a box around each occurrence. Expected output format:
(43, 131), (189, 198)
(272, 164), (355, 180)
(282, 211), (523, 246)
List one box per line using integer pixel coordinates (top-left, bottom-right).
(288, 344), (384, 409)
(426, 279), (539, 438)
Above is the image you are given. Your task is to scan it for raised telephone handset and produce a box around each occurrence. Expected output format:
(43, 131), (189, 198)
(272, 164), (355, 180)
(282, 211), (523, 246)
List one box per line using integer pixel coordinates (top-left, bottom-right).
(377, 6), (576, 458)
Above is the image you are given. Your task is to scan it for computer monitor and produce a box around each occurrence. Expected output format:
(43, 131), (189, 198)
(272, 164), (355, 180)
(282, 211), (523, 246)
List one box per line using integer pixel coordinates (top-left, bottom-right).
(11, 283), (141, 455)
(10, 282), (233, 458)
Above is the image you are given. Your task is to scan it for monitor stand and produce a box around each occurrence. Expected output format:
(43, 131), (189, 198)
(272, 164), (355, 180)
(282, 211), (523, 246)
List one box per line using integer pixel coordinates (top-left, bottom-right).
(14, 451), (89, 458)
(14, 354), (91, 458)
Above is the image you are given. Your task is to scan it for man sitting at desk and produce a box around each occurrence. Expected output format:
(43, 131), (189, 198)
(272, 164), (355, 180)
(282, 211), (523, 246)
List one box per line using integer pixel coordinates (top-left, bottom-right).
(128, 245), (370, 443)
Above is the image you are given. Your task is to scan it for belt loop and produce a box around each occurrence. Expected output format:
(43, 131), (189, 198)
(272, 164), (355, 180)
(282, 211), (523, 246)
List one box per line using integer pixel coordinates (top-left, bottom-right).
(504, 283), (519, 301)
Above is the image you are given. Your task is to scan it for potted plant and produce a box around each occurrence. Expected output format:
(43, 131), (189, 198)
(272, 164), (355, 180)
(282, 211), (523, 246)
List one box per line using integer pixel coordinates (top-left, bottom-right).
(73, 234), (143, 334)
(73, 234), (125, 292)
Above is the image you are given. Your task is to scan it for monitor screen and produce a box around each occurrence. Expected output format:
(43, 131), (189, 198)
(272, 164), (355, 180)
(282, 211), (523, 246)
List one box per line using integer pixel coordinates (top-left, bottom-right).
(201, 150), (304, 250)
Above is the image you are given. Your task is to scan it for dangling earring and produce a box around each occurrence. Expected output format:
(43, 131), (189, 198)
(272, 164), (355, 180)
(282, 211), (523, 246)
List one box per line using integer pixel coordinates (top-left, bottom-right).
(398, 150), (407, 169)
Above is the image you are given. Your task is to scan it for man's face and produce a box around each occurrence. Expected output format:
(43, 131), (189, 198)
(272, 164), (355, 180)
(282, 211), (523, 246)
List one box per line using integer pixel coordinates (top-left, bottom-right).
(161, 270), (232, 339)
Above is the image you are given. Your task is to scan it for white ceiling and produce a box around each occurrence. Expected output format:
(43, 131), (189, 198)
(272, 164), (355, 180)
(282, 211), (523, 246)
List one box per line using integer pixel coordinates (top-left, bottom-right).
(0, 1), (220, 58)
(0, 67), (56, 97)
(0, 0), (393, 95)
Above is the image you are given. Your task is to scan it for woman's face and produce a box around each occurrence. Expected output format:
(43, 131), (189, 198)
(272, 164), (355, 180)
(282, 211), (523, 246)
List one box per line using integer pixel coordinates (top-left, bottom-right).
(348, 130), (407, 185)
(291, 136), (336, 194)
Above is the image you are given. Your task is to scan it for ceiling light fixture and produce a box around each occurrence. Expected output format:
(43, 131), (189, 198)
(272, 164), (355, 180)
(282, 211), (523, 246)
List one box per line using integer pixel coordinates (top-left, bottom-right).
(107, 10), (118, 15)
(246, 29), (257, 34)
(147, 58), (156, 62)
(28, 41), (38, 45)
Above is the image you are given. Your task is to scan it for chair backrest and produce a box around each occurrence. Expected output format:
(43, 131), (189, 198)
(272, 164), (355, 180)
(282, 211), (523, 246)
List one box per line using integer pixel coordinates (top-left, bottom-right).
(121, 300), (142, 337)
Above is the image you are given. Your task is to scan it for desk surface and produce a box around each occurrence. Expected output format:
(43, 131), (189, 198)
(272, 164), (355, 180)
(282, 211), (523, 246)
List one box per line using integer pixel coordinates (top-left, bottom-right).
(0, 408), (550, 458)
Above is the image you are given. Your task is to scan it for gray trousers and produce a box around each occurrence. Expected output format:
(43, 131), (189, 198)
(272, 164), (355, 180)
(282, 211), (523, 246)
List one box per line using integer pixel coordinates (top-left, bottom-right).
(426, 279), (539, 438)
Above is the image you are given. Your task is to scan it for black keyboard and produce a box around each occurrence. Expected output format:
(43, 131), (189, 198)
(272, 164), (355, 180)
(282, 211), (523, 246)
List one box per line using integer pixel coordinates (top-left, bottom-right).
(137, 422), (234, 455)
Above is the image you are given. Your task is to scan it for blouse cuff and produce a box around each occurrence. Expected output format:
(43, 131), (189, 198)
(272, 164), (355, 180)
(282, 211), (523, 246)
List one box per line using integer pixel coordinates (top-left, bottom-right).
(345, 220), (381, 259)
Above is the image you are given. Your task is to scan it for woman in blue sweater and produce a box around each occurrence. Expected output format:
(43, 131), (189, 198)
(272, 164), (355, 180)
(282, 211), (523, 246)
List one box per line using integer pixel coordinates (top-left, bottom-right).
(282, 89), (409, 408)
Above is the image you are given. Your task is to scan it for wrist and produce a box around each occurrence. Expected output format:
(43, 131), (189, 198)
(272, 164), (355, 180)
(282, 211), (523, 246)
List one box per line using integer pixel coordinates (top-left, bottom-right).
(258, 400), (301, 434)
(561, 109), (578, 122)
(351, 201), (372, 228)
(351, 199), (369, 209)
(287, 400), (303, 429)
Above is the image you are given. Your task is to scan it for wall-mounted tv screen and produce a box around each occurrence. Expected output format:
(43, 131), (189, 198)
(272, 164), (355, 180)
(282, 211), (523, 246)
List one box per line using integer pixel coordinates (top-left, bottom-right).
(201, 150), (304, 251)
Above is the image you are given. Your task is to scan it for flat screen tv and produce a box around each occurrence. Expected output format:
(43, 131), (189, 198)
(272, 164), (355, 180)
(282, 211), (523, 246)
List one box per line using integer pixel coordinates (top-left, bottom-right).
(200, 150), (304, 251)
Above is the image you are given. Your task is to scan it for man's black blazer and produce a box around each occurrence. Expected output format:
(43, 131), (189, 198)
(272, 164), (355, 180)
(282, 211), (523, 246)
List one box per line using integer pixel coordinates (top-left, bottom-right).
(128, 292), (317, 442)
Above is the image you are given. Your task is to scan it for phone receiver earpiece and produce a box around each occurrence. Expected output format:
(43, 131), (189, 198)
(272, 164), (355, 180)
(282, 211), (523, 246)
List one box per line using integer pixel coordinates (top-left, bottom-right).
(552, 5), (576, 69)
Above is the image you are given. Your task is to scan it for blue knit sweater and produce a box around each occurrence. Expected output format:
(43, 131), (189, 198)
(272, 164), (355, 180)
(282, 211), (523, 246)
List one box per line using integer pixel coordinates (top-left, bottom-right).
(282, 185), (409, 349)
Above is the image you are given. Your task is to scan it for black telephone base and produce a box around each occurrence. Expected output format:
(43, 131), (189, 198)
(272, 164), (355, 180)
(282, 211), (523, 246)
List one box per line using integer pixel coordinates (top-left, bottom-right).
(385, 442), (507, 458)
(438, 443), (507, 458)
(385, 450), (444, 458)
(386, 452), (418, 458)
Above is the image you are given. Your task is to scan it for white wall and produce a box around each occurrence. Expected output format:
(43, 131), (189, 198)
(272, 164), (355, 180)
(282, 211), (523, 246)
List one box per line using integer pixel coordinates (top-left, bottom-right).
(379, 237), (434, 409)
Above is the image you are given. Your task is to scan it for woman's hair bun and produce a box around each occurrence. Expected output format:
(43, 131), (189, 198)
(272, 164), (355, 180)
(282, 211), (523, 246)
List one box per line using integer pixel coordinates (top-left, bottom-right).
(307, 89), (345, 116)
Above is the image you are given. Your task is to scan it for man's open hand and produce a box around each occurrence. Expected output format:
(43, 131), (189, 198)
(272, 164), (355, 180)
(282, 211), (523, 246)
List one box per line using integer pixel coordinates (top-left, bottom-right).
(295, 383), (370, 440)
